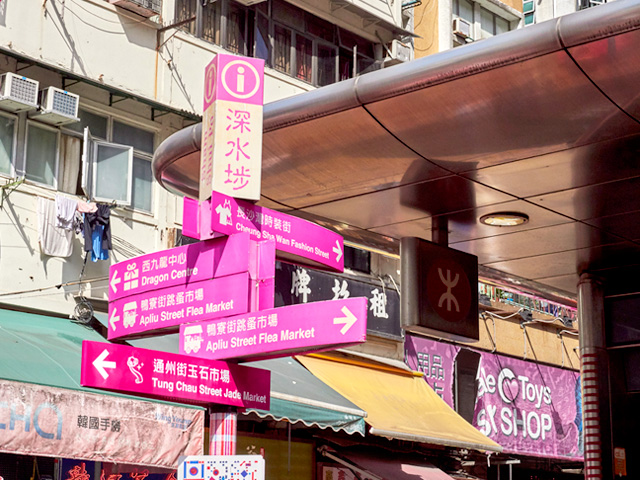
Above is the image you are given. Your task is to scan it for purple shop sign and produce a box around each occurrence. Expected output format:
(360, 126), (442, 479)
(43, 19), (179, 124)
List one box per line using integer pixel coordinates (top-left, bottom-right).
(473, 352), (582, 460)
(108, 233), (251, 302)
(183, 192), (344, 272)
(81, 341), (270, 409)
(404, 334), (460, 408)
(108, 272), (250, 341)
(179, 297), (368, 361)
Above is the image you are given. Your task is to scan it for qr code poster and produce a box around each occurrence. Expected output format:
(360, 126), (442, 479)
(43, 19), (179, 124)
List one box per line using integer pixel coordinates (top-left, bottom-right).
(179, 455), (265, 480)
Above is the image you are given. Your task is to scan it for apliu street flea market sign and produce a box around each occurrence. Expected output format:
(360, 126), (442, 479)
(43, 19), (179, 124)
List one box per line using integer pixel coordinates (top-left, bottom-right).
(179, 297), (367, 361)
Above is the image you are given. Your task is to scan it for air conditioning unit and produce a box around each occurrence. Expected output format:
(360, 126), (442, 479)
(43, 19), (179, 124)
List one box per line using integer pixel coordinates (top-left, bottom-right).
(30, 87), (80, 126)
(385, 39), (412, 66)
(108, 0), (161, 18)
(453, 17), (472, 38)
(0, 73), (39, 112)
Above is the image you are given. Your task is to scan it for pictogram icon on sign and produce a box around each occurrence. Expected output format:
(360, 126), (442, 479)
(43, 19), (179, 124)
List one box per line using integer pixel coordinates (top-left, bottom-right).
(221, 60), (261, 100)
(437, 268), (460, 312)
(426, 258), (471, 323)
(204, 63), (217, 104)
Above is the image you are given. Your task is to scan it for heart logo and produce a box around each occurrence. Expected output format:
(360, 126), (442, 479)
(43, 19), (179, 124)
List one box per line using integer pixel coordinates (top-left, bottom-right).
(498, 367), (520, 404)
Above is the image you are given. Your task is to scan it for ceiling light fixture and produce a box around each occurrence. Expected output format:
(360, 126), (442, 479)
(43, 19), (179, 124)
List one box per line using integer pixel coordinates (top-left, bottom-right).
(479, 212), (529, 227)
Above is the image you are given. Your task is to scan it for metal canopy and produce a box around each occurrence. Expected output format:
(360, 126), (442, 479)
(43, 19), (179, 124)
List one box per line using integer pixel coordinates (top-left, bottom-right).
(153, 0), (640, 297)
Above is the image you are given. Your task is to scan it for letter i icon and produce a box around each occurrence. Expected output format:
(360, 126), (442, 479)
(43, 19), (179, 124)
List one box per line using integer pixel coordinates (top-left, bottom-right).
(236, 66), (245, 93)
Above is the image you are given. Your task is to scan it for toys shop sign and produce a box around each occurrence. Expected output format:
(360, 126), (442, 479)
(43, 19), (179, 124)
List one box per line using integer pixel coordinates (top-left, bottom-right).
(473, 353), (582, 460)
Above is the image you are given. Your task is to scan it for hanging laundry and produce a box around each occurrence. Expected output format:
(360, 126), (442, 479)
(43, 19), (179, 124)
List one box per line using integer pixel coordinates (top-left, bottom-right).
(37, 197), (73, 257)
(83, 203), (112, 262)
(77, 200), (98, 214)
(55, 194), (78, 230)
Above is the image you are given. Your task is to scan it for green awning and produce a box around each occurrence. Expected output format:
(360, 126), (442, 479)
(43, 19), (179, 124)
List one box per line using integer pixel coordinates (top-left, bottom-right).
(0, 308), (201, 409)
(0, 308), (206, 468)
(243, 357), (367, 436)
(98, 315), (368, 436)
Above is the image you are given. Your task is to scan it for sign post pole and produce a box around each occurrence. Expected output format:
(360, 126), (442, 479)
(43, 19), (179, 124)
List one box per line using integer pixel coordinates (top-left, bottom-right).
(209, 407), (237, 456)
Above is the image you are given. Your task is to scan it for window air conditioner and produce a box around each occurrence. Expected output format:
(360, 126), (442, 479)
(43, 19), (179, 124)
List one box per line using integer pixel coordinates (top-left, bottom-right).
(453, 17), (472, 38)
(0, 72), (39, 112)
(385, 39), (412, 65)
(30, 87), (80, 126)
(107, 0), (161, 18)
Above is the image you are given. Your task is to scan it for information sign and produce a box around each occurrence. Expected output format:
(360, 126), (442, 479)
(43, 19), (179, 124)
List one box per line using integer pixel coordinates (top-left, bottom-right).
(81, 341), (270, 409)
(179, 297), (367, 361)
(200, 54), (264, 201)
(108, 272), (250, 340)
(108, 233), (251, 301)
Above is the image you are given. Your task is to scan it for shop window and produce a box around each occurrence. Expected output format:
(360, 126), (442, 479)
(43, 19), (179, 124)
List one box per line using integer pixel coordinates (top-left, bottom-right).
(25, 122), (59, 188)
(0, 113), (16, 176)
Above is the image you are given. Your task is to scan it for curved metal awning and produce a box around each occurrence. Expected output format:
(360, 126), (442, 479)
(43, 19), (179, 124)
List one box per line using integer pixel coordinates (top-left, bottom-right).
(153, 0), (640, 297)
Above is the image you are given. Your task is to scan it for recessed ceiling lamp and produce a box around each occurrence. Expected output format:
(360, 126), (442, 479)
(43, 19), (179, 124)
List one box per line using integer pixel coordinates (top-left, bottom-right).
(479, 212), (529, 227)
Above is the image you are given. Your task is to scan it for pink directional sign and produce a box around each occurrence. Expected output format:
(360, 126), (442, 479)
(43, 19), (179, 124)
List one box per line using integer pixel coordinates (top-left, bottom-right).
(81, 341), (270, 409)
(108, 233), (251, 302)
(179, 297), (367, 361)
(108, 272), (250, 340)
(184, 192), (344, 272)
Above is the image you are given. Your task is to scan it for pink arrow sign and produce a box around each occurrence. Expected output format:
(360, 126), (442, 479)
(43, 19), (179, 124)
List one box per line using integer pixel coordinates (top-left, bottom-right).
(81, 341), (270, 409)
(108, 233), (251, 302)
(183, 192), (344, 272)
(179, 297), (367, 362)
(108, 272), (250, 340)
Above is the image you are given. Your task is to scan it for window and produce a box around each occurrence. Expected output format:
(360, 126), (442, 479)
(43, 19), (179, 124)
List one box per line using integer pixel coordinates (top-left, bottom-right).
(454, 0), (475, 25)
(0, 113), (16, 176)
(523, 0), (535, 25)
(78, 113), (155, 212)
(25, 122), (59, 188)
(174, 0), (379, 87)
(578, 0), (607, 10)
(480, 7), (511, 38)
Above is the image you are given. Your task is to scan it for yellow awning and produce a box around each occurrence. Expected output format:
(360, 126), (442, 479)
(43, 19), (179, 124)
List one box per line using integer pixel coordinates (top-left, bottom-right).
(297, 354), (502, 453)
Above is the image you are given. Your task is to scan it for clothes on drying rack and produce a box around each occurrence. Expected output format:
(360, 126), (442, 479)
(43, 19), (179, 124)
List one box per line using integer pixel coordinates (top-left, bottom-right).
(55, 194), (78, 231)
(83, 203), (112, 262)
(38, 197), (73, 257)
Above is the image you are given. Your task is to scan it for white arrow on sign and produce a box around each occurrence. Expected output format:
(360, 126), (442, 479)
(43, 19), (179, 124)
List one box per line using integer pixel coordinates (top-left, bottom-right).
(110, 271), (121, 293)
(109, 307), (120, 331)
(333, 240), (343, 262)
(333, 306), (357, 335)
(93, 349), (116, 380)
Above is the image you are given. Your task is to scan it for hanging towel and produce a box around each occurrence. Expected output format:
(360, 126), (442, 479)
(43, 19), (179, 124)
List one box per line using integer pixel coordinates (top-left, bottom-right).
(55, 194), (78, 230)
(77, 200), (98, 214)
(83, 204), (112, 262)
(38, 197), (73, 257)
